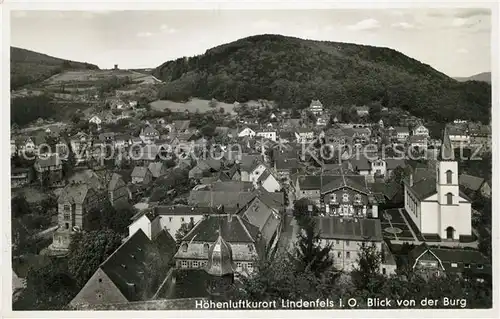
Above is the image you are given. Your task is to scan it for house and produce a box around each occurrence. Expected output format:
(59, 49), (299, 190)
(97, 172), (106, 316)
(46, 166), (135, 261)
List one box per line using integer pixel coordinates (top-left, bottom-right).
(403, 128), (472, 241)
(70, 229), (176, 307)
(148, 162), (168, 179)
(15, 137), (36, 154)
(108, 173), (130, 207)
(166, 120), (191, 134)
(129, 144), (160, 166)
(408, 244), (491, 281)
(385, 159), (407, 177)
(130, 206), (216, 239)
(33, 154), (63, 186)
(11, 167), (33, 188)
(459, 174), (491, 198)
(294, 174), (379, 218)
(355, 106), (369, 117)
(237, 193), (283, 248)
(393, 127), (410, 142)
(174, 214), (262, 276)
(238, 127), (256, 138)
(409, 135), (428, 150)
(274, 158), (301, 180)
(309, 99), (324, 117)
(447, 124), (470, 147)
(50, 182), (106, 252)
(70, 132), (92, 164)
(412, 124), (429, 137)
(98, 132), (116, 146)
(316, 116), (328, 127)
(131, 166), (153, 185)
(89, 115), (102, 129)
(283, 118), (302, 129)
(189, 160), (222, 180)
(188, 187), (284, 210)
(315, 217), (396, 273)
(139, 125), (160, 144)
(278, 131), (295, 144)
(294, 128), (315, 143)
(255, 169), (282, 193)
(256, 130), (277, 142)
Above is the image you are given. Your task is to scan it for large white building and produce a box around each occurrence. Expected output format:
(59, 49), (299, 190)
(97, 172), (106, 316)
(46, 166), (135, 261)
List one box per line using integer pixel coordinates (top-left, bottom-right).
(403, 129), (472, 241)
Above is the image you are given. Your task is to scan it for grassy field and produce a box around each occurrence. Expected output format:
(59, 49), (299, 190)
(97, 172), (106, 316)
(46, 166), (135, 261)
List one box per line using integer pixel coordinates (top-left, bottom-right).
(43, 70), (160, 85)
(150, 98), (237, 114)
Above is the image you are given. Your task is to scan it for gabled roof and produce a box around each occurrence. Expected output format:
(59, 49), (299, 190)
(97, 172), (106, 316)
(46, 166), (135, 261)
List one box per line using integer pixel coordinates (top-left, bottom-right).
(459, 174), (486, 191)
(315, 217), (383, 241)
(321, 175), (370, 195)
(148, 162), (165, 178)
(182, 214), (259, 243)
(172, 120), (191, 131)
(275, 158), (300, 170)
(99, 229), (176, 302)
(131, 166), (150, 178)
(58, 183), (91, 204)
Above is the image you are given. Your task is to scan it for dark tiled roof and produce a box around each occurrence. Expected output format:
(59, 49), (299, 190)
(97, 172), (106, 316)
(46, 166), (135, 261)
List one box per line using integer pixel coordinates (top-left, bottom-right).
(100, 229), (176, 302)
(154, 205), (216, 216)
(350, 158), (371, 171)
(315, 217), (383, 241)
(173, 120), (191, 131)
(321, 175), (370, 194)
(459, 174), (485, 191)
(408, 177), (437, 200)
(385, 159), (406, 170)
(58, 183), (91, 204)
(210, 181), (254, 192)
(183, 214), (258, 243)
(275, 158), (300, 170)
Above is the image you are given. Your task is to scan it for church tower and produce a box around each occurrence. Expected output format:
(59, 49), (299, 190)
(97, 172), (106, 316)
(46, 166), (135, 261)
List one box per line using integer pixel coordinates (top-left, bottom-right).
(436, 126), (470, 240)
(204, 222), (235, 301)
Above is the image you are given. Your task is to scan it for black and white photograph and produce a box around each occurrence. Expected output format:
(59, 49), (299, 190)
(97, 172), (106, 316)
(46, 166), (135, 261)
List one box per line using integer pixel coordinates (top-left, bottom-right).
(4, 1), (497, 315)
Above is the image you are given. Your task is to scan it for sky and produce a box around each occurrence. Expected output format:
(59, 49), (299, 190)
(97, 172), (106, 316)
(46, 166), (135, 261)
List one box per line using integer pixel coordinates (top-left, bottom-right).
(10, 8), (492, 77)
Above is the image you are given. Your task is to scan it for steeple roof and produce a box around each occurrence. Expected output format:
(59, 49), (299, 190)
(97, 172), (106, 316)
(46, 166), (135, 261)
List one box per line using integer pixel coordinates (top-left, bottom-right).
(440, 126), (454, 161)
(205, 231), (235, 276)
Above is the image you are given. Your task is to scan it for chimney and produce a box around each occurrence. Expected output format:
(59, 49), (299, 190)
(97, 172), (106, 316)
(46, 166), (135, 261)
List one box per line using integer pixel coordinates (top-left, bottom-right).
(114, 64), (118, 70)
(409, 174), (413, 187)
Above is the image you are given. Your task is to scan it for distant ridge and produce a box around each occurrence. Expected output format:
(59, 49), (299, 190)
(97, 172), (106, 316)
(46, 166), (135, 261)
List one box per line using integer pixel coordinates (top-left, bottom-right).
(11, 46), (99, 89)
(454, 72), (491, 84)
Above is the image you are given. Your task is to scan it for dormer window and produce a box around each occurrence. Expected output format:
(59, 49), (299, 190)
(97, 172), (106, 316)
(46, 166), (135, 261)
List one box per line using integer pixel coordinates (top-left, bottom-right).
(342, 193), (349, 202)
(203, 243), (210, 253)
(181, 243), (188, 252)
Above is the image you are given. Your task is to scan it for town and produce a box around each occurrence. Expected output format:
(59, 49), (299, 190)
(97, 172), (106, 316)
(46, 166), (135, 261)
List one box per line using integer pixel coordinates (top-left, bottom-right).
(9, 9), (493, 311)
(11, 82), (492, 309)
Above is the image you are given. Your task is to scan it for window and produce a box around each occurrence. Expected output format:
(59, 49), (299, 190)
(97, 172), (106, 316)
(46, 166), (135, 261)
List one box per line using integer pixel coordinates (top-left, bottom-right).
(181, 260), (188, 268)
(446, 193), (453, 205)
(192, 261), (199, 268)
(346, 240), (350, 246)
(64, 204), (70, 211)
(181, 217), (185, 222)
(236, 262), (242, 270)
(190, 217), (194, 223)
(451, 263), (458, 268)
(342, 193), (349, 202)
(354, 194), (361, 202)
(204, 243), (210, 253)
(346, 252), (350, 259)
(182, 243), (188, 252)
(248, 263), (253, 271)
(63, 211), (70, 221)
(337, 251), (341, 258)
(98, 278), (103, 283)
(336, 240), (340, 245)
(169, 217), (173, 222)
(331, 194), (337, 202)
(477, 264), (484, 269)
(464, 264), (470, 269)
(65, 223), (69, 229)
(382, 268), (386, 275)
(446, 170), (453, 184)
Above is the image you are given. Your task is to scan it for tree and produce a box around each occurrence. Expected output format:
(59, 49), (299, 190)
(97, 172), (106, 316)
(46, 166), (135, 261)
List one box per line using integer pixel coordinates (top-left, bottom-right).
(293, 198), (319, 228)
(84, 201), (135, 235)
(369, 102), (382, 123)
(13, 259), (78, 310)
(351, 243), (384, 291)
(175, 220), (195, 242)
(290, 217), (334, 277)
(11, 195), (32, 218)
(67, 229), (123, 288)
(388, 165), (413, 185)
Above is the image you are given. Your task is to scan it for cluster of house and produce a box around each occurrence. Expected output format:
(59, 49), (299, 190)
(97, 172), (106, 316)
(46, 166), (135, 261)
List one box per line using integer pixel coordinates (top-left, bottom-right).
(11, 98), (492, 309)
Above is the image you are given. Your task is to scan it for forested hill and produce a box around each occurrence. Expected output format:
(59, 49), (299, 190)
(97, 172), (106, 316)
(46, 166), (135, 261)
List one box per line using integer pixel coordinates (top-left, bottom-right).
(454, 72), (491, 84)
(154, 34), (491, 124)
(11, 47), (99, 89)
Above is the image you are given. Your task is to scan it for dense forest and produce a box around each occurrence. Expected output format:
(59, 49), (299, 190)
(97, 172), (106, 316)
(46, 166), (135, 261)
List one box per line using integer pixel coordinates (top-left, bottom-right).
(154, 34), (491, 124)
(11, 47), (99, 89)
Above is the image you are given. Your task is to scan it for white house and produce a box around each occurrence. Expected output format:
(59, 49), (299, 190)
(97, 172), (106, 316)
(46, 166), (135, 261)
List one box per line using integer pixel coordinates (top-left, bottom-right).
(88, 116), (102, 126)
(409, 135), (428, 150)
(255, 169), (281, 193)
(309, 99), (324, 117)
(256, 130), (277, 142)
(412, 125), (429, 137)
(238, 127), (256, 138)
(394, 127), (410, 142)
(295, 128), (315, 143)
(403, 129), (471, 241)
(448, 126), (470, 147)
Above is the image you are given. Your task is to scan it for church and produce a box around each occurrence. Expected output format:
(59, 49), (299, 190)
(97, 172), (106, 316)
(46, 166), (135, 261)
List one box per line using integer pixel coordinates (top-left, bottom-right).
(403, 128), (472, 241)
